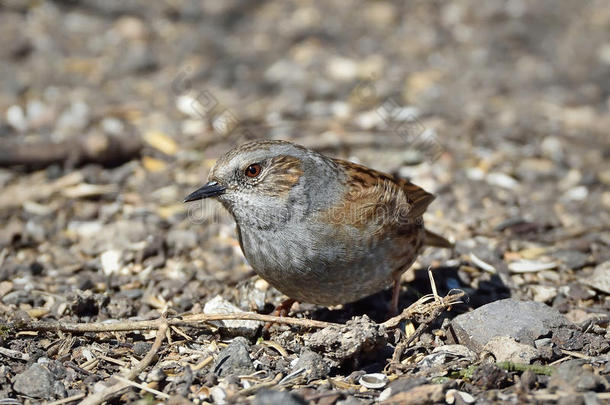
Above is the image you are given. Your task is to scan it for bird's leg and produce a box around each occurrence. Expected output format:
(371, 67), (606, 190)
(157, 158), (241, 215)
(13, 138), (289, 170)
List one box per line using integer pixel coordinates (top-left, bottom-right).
(273, 298), (296, 317)
(389, 278), (401, 316)
(263, 298), (296, 334)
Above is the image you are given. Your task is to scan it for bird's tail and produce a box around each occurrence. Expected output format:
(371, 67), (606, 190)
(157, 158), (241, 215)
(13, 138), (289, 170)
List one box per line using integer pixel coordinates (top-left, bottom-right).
(424, 228), (453, 248)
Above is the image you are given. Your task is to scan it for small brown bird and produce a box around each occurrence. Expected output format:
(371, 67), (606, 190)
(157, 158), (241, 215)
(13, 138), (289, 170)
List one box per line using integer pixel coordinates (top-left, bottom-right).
(185, 140), (451, 315)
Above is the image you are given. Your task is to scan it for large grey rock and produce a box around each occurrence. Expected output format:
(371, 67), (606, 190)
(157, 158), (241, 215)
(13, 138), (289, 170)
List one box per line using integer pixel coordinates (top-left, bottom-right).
(306, 315), (386, 364)
(13, 363), (62, 399)
(450, 299), (572, 351)
(212, 337), (255, 377)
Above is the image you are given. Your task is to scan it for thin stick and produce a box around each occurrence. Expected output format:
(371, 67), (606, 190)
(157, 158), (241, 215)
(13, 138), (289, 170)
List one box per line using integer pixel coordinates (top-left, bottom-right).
(382, 290), (465, 329)
(559, 349), (592, 360)
(112, 375), (170, 399)
(428, 268), (439, 300)
(8, 312), (337, 335)
(80, 322), (169, 405)
(45, 392), (86, 405)
(229, 372), (284, 400)
(385, 272), (465, 372)
(0, 347), (30, 361)
(191, 355), (214, 371)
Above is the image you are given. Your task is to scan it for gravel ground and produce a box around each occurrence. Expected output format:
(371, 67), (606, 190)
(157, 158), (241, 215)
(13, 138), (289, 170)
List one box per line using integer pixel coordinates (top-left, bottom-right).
(0, 1), (609, 404)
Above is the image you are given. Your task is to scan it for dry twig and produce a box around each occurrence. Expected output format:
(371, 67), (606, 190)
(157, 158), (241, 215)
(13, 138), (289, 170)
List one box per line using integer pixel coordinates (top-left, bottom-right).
(7, 312), (338, 335)
(228, 372), (284, 400)
(385, 270), (465, 372)
(79, 322), (169, 405)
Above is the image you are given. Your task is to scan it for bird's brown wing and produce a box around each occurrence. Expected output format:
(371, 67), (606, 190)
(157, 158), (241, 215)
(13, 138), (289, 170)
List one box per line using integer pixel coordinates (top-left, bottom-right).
(320, 159), (431, 233)
(324, 159), (452, 247)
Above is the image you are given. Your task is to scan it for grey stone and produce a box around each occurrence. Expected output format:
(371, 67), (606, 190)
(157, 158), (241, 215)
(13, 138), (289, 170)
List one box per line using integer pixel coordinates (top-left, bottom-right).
(550, 360), (608, 393)
(13, 364), (56, 399)
(583, 261), (610, 294)
(293, 348), (330, 381)
(552, 250), (589, 270)
(483, 336), (539, 363)
(133, 342), (152, 357)
(253, 389), (307, 405)
(449, 299), (572, 351)
(529, 285), (558, 303)
(306, 315), (386, 363)
(419, 344), (477, 368)
(534, 338), (553, 349)
(2, 290), (29, 306)
(213, 337), (255, 377)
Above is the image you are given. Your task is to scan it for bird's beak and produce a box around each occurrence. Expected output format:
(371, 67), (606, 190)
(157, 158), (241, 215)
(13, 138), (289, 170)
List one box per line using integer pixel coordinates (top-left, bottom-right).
(184, 181), (226, 202)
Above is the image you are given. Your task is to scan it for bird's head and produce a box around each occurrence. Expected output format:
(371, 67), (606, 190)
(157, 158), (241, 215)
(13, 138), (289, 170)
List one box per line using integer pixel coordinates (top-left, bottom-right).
(184, 140), (322, 229)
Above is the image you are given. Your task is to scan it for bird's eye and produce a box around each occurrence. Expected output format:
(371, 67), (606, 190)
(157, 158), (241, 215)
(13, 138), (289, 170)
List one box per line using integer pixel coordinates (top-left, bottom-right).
(245, 163), (262, 178)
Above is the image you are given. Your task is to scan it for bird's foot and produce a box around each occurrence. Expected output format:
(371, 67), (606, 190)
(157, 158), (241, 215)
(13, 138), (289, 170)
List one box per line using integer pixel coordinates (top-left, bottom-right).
(263, 298), (296, 334)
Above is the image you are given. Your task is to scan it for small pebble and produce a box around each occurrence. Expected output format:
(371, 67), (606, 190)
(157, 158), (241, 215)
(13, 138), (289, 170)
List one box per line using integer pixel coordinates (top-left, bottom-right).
(100, 250), (122, 276)
(445, 389), (476, 404)
(100, 117), (124, 135)
(583, 261), (610, 294)
(359, 373), (388, 389)
(487, 172), (519, 189)
(562, 186), (588, 201)
(327, 56), (358, 81)
(508, 260), (557, 273)
(6, 104), (27, 132)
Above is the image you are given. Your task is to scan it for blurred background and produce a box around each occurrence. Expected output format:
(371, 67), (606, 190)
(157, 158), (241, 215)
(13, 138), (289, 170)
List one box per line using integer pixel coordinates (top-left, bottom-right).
(1, 0), (610, 402)
(0, 0), (609, 348)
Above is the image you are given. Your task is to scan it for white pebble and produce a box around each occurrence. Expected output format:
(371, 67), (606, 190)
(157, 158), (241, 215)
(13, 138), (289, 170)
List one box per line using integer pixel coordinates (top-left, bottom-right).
(176, 94), (207, 118)
(466, 167), (485, 181)
(508, 260), (557, 273)
(100, 117), (124, 135)
(359, 373), (388, 389)
(181, 119), (206, 135)
(6, 105), (27, 132)
(469, 253), (496, 273)
(563, 186), (588, 201)
(68, 220), (103, 238)
(57, 101), (90, 132)
(446, 389), (476, 404)
(100, 250), (122, 276)
(327, 56), (358, 81)
(540, 135), (564, 161)
(530, 285), (558, 302)
(331, 101), (351, 119)
(26, 99), (50, 124)
(355, 110), (384, 130)
(210, 386), (227, 405)
(487, 172), (519, 189)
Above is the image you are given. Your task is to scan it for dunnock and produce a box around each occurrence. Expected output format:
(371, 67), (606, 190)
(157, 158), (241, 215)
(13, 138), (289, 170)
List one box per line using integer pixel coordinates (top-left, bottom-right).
(185, 140), (451, 314)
